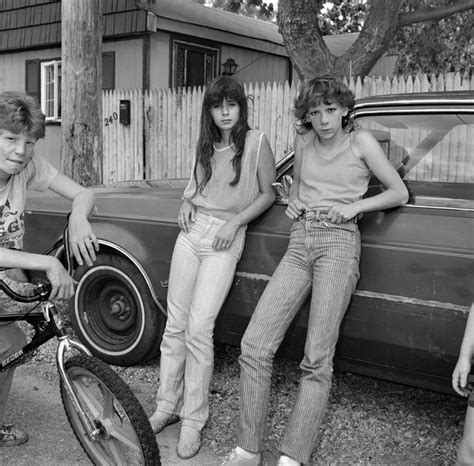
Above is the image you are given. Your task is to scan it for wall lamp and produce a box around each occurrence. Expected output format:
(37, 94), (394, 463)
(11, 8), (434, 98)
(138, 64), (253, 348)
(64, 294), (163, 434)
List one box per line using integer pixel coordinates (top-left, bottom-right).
(222, 57), (238, 76)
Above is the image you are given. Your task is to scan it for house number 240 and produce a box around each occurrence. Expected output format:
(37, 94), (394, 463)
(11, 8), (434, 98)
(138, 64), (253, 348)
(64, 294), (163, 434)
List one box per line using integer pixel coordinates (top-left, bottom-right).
(104, 112), (118, 126)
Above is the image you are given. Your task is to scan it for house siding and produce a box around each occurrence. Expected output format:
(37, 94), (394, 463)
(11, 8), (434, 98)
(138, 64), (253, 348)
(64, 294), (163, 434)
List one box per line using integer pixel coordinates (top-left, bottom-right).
(147, 31), (290, 90)
(0, 0), (147, 53)
(103, 38), (143, 89)
(221, 45), (290, 85)
(149, 32), (171, 90)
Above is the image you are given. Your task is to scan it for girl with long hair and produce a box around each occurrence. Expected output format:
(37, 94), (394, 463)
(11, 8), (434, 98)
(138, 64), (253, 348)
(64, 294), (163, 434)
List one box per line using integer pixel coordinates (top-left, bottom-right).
(149, 76), (275, 459)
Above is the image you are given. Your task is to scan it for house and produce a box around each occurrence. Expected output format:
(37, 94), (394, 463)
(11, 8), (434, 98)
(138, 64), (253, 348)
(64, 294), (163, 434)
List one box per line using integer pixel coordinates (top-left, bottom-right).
(0, 0), (396, 170)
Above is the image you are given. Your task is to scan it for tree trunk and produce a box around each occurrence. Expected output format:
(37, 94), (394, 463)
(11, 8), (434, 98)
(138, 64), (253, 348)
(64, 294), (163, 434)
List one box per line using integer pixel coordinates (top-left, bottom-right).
(278, 0), (403, 80)
(278, 0), (474, 81)
(335, 0), (402, 77)
(278, 0), (334, 79)
(61, 0), (103, 186)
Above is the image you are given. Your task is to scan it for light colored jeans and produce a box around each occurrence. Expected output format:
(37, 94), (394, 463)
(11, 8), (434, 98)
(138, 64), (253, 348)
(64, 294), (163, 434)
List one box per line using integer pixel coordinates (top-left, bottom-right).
(237, 216), (361, 464)
(155, 211), (245, 430)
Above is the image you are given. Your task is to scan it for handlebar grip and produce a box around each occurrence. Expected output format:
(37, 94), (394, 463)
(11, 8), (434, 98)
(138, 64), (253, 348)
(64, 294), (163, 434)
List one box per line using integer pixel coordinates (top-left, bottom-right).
(0, 279), (52, 303)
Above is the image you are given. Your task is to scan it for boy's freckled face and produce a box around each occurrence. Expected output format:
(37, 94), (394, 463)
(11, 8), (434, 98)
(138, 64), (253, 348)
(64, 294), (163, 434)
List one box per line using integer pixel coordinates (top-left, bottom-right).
(0, 129), (36, 179)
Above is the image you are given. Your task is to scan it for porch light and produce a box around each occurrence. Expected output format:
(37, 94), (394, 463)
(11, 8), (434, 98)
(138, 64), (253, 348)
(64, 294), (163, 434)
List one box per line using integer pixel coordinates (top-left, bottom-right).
(222, 58), (238, 76)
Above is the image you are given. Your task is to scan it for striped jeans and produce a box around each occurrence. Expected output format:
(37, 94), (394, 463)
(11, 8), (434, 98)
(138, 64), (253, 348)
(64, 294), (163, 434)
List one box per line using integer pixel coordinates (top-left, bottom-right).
(155, 212), (245, 430)
(237, 216), (361, 464)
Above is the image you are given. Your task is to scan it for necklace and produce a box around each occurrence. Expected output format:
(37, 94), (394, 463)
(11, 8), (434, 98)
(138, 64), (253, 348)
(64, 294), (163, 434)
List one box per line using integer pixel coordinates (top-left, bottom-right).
(213, 143), (234, 152)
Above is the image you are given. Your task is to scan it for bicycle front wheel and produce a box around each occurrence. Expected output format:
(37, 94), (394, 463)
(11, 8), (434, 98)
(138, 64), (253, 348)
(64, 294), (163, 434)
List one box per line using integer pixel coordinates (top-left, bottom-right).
(60, 354), (160, 465)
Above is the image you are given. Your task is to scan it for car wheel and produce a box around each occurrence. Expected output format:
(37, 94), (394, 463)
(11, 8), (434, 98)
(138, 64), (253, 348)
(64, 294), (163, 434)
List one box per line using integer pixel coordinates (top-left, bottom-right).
(70, 253), (166, 366)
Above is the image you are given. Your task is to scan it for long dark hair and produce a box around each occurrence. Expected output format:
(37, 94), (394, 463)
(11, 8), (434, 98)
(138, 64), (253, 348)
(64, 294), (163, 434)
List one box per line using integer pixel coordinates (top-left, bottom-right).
(193, 76), (250, 194)
(294, 75), (355, 135)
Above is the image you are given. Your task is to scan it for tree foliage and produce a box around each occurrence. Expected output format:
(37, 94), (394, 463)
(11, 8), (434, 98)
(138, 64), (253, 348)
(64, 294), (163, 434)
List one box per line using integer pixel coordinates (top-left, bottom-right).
(197, 0), (474, 78)
(391, 2), (473, 74)
(318, 1), (367, 35)
(194, 0), (276, 20)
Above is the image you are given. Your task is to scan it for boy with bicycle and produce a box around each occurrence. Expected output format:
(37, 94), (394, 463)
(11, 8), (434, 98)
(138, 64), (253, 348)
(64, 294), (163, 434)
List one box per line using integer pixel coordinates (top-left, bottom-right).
(0, 91), (98, 447)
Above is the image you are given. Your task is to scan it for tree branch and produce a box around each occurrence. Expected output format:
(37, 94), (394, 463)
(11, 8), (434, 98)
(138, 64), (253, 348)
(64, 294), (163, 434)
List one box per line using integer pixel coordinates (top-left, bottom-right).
(399, 0), (474, 26)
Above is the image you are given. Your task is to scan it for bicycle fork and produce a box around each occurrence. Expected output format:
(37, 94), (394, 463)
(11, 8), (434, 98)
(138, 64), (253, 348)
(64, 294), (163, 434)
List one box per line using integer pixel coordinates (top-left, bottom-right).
(55, 337), (105, 441)
(43, 302), (102, 442)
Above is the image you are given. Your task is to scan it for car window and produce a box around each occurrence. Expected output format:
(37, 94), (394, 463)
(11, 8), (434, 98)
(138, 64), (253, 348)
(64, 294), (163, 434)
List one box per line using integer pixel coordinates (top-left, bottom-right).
(356, 113), (473, 208)
(356, 113), (473, 185)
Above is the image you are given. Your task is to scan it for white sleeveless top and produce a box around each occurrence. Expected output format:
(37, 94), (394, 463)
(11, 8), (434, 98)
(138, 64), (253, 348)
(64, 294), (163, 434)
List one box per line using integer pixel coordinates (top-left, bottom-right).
(183, 130), (263, 219)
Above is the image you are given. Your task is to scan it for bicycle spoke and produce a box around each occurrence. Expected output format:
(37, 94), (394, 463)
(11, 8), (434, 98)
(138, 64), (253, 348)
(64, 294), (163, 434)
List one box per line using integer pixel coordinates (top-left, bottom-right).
(105, 438), (129, 465)
(61, 355), (160, 464)
(105, 422), (142, 452)
(72, 378), (103, 419)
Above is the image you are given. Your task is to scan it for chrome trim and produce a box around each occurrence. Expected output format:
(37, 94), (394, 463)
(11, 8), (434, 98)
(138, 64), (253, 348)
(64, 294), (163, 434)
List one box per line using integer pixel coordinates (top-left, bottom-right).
(59, 240), (166, 316)
(403, 203), (474, 213)
(355, 93), (474, 110)
(354, 108), (474, 117)
(97, 239), (166, 315)
(353, 289), (470, 313)
(355, 99), (474, 109)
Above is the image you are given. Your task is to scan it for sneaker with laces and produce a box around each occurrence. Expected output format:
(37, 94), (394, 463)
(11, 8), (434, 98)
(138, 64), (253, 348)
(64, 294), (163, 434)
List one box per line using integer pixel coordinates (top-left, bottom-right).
(221, 447), (262, 465)
(0, 424), (29, 447)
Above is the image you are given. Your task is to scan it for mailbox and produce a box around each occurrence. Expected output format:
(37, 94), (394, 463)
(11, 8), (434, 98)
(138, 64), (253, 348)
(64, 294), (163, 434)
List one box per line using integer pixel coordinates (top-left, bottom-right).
(119, 100), (131, 125)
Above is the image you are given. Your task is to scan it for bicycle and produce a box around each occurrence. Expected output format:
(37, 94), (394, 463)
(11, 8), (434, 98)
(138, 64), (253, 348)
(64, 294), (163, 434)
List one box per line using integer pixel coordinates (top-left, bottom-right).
(0, 222), (161, 465)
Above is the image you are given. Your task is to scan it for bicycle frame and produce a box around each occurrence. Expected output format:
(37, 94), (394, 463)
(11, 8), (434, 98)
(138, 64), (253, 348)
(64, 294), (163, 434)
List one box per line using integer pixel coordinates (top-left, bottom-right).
(0, 297), (104, 440)
(0, 220), (104, 442)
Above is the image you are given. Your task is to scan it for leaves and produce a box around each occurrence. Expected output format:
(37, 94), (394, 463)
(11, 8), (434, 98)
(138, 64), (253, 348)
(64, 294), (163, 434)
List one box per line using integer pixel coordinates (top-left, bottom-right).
(197, 0), (473, 77)
(392, 6), (473, 74)
(204, 0), (277, 20)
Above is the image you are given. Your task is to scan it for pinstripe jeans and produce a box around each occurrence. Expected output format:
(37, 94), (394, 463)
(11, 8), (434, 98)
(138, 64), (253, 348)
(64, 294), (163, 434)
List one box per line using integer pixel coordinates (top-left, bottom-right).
(237, 216), (361, 464)
(155, 212), (245, 430)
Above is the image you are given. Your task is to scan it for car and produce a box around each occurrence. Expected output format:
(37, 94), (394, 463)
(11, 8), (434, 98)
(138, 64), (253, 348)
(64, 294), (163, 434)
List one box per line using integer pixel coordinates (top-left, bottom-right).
(24, 91), (473, 393)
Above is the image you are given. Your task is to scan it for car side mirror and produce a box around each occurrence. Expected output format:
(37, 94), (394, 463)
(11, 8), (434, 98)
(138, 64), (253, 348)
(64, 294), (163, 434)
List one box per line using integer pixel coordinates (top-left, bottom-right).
(272, 175), (293, 204)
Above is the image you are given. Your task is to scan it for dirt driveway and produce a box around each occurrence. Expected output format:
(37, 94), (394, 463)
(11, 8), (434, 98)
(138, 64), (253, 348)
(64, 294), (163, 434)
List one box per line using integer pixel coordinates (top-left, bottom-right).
(0, 344), (221, 466)
(0, 339), (467, 465)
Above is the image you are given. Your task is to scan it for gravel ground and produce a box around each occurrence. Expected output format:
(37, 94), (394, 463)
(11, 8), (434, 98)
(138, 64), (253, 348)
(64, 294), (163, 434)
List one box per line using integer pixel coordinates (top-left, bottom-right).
(6, 289), (467, 465)
(112, 342), (466, 465)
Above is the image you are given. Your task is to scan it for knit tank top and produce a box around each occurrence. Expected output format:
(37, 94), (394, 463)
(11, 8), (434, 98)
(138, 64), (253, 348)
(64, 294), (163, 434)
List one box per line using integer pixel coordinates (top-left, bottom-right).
(299, 131), (371, 210)
(183, 129), (263, 219)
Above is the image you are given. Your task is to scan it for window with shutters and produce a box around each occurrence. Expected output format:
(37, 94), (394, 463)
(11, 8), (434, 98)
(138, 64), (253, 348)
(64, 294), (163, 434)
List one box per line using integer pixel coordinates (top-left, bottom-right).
(25, 52), (115, 122)
(172, 38), (218, 88)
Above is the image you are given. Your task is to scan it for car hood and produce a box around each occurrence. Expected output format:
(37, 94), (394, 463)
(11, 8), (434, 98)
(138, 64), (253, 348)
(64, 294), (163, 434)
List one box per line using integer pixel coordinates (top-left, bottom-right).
(26, 179), (188, 221)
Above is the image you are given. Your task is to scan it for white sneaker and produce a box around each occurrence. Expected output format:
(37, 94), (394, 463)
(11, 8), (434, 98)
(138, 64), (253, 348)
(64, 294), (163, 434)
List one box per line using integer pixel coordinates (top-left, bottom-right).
(221, 447), (262, 465)
(277, 455), (301, 466)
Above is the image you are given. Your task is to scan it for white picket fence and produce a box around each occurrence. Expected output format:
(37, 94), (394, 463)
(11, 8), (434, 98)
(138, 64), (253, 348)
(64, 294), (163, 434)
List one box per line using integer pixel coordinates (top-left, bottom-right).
(102, 72), (473, 183)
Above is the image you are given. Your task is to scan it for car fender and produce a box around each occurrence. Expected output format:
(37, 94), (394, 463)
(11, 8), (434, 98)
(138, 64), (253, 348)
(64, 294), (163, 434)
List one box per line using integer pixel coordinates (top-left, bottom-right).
(60, 221), (168, 317)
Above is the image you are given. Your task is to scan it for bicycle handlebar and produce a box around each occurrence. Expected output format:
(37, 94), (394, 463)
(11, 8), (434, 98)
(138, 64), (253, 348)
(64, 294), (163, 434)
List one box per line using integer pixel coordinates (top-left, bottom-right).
(0, 216), (72, 304)
(0, 279), (52, 303)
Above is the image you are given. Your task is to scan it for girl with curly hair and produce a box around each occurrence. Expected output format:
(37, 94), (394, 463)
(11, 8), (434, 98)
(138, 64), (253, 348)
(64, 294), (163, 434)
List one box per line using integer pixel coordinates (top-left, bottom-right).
(224, 76), (408, 466)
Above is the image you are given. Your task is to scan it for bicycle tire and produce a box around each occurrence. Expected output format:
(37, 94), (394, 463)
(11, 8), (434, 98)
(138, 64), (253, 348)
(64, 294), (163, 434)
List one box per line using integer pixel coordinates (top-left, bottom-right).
(60, 354), (161, 465)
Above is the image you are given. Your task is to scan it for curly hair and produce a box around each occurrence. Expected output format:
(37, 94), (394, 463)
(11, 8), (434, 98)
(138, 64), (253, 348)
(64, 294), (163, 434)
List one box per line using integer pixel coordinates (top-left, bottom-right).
(293, 76), (355, 135)
(193, 76), (251, 194)
(0, 91), (45, 139)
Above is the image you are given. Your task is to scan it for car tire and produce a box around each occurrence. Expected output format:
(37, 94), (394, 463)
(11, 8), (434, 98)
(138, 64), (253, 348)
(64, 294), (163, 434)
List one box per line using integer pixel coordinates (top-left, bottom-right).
(70, 253), (166, 366)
